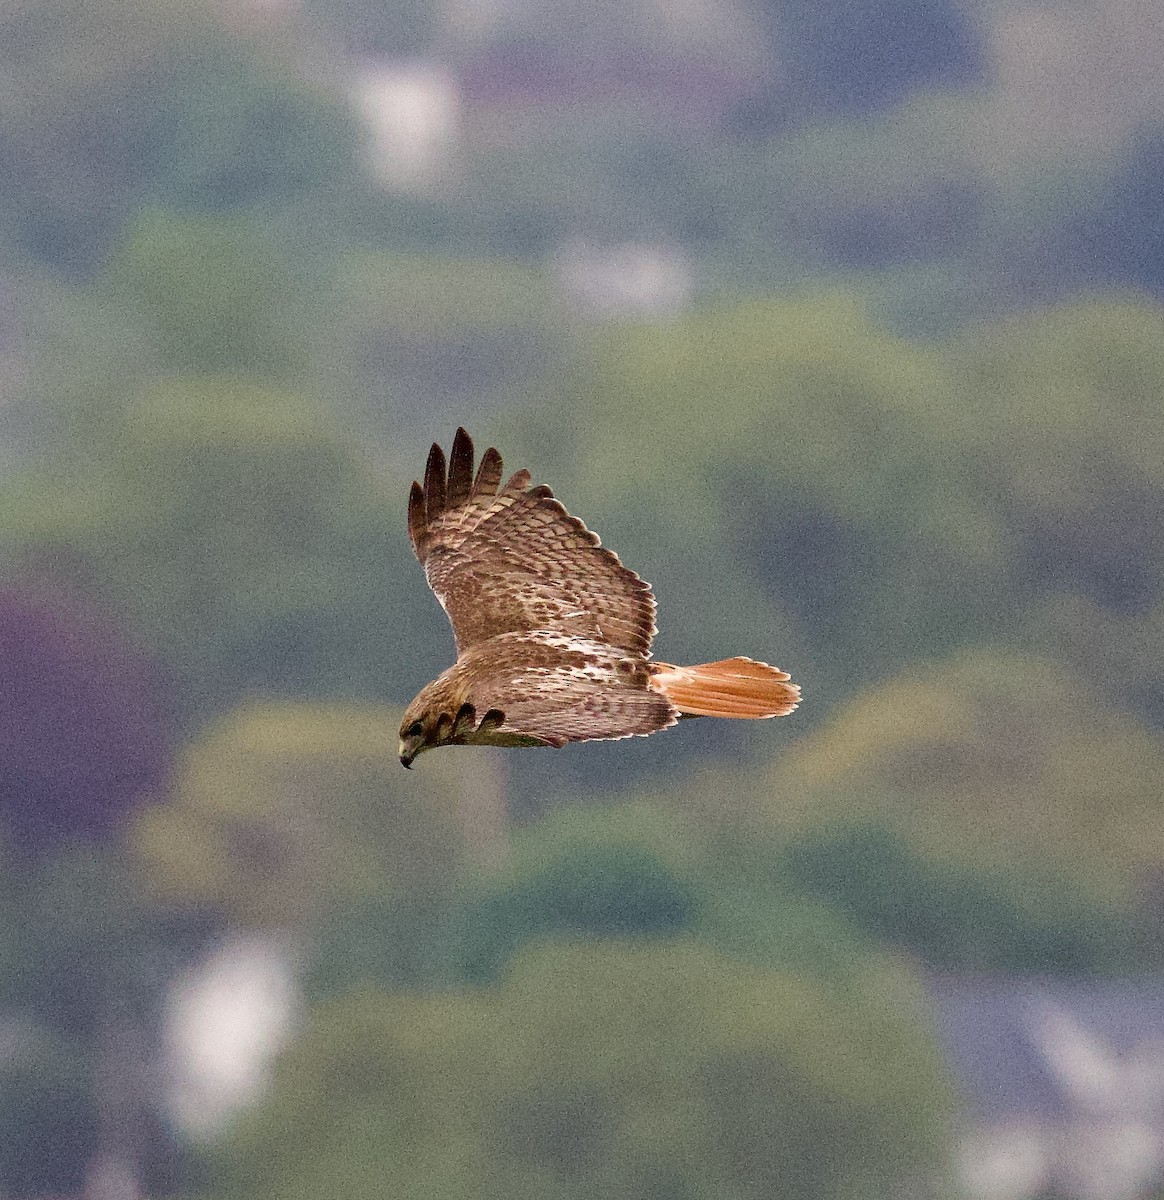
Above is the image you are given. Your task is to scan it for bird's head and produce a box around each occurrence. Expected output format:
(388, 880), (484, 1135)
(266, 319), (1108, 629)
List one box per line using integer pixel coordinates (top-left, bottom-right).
(398, 702), (433, 769)
(398, 697), (479, 768)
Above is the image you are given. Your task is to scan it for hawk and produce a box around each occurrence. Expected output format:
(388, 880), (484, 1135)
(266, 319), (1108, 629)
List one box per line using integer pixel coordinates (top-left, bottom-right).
(398, 429), (800, 767)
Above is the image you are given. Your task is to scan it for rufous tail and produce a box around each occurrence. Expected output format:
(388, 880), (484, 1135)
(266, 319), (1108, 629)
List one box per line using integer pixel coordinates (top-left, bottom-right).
(648, 657), (801, 719)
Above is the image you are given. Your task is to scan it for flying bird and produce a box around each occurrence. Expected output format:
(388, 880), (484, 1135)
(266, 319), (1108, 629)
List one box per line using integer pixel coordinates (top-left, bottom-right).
(399, 429), (800, 767)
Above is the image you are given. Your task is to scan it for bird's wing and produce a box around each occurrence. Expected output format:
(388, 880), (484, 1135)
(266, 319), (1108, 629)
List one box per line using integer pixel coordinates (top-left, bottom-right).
(481, 664), (678, 747)
(408, 428), (657, 655)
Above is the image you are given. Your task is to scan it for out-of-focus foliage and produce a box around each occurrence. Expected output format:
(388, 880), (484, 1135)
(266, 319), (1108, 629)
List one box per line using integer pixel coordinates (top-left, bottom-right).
(660, 651), (1164, 902)
(0, 1032), (97, 1197)
(0, 381), (420, 719)
(0, 0), (215, 267)
(742, 0), (986, 128)
(331, 252), (567, 427)
(304, 0), (435, 56)
(944, 299), (1164, 724)
(210, 941), (951, 1200)
(0, 0), (363, 272)
(1071, 124), (1164, 297)
(945, 299), (1164, 612)
(2, 846), (217, 1038)
(105, 211), (309, 380)
(305, 893), (468, 997)
(782, 824), (1158, 974)
(304, 799), (911, 1008)
(457, 802), (701, 983)
(303, 801), (698, 995)
(133, 702), (487, 927)
(0, 845), (216, 1197)
(128, 40), (362, 215)
(452, 0), (768, 89)
(0, 585), (175, 852)
(747, 105), (988, 270)
(1, 0), (1163, 1194)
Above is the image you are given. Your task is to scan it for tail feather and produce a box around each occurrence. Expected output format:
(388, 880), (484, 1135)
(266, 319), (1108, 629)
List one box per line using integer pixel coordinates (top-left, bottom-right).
(649, 657), (801, 719)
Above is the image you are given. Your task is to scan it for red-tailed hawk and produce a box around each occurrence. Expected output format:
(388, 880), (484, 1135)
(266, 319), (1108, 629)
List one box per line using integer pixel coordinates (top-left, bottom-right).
(398, 429), (800, 767)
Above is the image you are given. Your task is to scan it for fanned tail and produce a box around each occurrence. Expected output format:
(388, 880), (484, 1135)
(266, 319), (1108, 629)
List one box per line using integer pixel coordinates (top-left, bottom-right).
(649, 657), (801, 719)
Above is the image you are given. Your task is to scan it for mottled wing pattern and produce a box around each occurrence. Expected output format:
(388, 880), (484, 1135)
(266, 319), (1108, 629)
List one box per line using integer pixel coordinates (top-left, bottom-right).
(450, 631), (678, 746)
(485, 666), (677, 748)
(408, 429), (656, 655)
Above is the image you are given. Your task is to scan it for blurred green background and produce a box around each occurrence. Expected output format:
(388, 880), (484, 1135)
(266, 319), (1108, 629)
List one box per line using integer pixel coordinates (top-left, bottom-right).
(1, 0), (1164, 1196)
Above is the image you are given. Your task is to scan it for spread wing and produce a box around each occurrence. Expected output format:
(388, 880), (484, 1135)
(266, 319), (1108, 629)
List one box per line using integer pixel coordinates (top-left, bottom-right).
(408, 429), (657, 656)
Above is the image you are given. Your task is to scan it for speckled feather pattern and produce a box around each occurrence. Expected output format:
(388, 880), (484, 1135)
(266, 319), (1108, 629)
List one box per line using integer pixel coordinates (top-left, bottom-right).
(413, 632), (676, 748)
(410, 433), (656, 657)
(403, 430), (800, 755)
(406, 430), (670, 746)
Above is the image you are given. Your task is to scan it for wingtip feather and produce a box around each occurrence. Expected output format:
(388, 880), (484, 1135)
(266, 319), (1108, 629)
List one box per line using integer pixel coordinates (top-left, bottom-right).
(502, 468), (533, 494)
(447, 428), (474, 506)
(424, 442), (447, 520)
(408, 480), (427, 554)
(473, 446), (503, 497)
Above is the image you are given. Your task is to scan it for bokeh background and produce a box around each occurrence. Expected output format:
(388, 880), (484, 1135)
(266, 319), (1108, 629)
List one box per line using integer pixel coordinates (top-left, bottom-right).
(2, 0), (1164, 1197)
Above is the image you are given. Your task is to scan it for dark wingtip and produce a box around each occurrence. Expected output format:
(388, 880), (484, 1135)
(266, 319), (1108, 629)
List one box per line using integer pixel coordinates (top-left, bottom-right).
(407, 480), (426, 553)
(424, 441), (447, 520)
(447, 428), (475, 507)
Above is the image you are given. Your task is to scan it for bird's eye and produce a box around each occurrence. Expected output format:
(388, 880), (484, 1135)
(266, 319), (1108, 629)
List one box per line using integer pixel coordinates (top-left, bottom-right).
(405, 721), (424, 738)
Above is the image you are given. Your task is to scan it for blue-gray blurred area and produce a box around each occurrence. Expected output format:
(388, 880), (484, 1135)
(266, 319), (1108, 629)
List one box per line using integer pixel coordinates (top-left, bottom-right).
(1, 0), (1164, 1197)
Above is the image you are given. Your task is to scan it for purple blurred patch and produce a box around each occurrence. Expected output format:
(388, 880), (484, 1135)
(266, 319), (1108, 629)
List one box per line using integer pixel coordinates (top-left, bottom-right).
(0, 585), (177, 853)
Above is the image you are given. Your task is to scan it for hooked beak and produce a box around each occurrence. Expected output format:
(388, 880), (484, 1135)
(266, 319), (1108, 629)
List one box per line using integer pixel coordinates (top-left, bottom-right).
(398, 735), (422, 769)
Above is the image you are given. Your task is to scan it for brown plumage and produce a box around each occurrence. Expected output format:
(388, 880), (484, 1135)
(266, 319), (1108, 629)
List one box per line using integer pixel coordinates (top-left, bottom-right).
(398, 429), (800, 767)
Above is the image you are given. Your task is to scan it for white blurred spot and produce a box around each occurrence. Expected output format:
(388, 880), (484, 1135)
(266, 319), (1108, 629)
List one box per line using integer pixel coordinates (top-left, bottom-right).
(85, 1152), (144, 1200)
(959, 1125), (1049, 1200)
(553, 238), (693, 319)
(163, 933), (299, 1138)
(353, 61), (461, 190)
